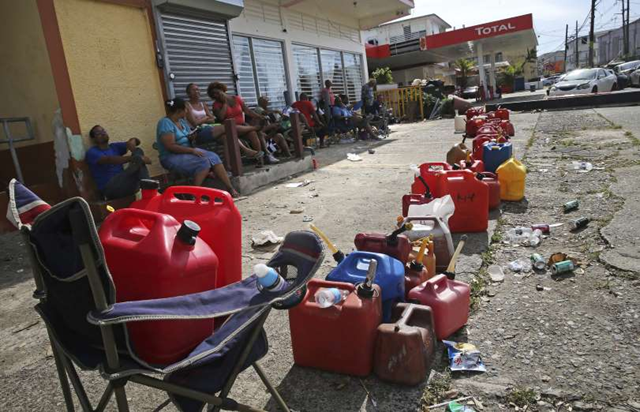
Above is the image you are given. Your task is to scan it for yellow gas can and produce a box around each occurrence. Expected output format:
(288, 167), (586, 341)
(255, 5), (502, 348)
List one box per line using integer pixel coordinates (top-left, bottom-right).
(496, 157), (527, 201)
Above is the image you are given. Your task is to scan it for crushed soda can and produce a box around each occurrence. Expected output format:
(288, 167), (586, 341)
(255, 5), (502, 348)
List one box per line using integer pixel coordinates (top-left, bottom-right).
(547, 252), (579, 267)
(443, 341), (486, 373)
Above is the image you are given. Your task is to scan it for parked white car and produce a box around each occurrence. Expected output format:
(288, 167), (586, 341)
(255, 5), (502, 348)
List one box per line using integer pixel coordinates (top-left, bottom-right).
(629, 69), (640, 87)
(548, 68), (618, 96)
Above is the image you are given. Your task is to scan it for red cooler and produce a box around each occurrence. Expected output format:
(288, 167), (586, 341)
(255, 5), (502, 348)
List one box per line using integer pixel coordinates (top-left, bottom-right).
(131, 185), (241, 289)
(407, 274), (470, 340)
(439, 170), (489, 233)
(99, 209), (218, 365)
(289, 279), (382, 376)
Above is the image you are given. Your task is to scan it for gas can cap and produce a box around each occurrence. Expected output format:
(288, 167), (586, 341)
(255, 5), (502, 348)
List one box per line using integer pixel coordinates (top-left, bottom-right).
(140, 179), (160, 190)
(177, 220), (201, 245)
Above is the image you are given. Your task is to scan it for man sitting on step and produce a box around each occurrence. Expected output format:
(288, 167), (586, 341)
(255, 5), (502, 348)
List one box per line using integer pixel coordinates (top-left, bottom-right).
(85, 125), (151, 200)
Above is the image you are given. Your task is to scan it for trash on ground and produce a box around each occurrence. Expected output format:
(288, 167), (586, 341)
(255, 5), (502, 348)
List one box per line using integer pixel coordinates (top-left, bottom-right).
(572, 161), (593, 172)
(285, 179), (313, 188)
(536, 284), (551, 291)
(563, 200), (579, 213)
(570, 217), (590, 231)
(487, 265), (505, 283)
(347, 153), (363, 162)
(251, 231), (284, 247)
(443, 340), (486, 373)
(289, 208), (304, 214)
(302, 215), (314, 222)
(508, 258), (532, 273)
(548, 252), (575, 265)
(530, 253), (546, 271)
(551, 260), (575, 275)
(505, 227), (542, 246)
(445, 400), (476, 412)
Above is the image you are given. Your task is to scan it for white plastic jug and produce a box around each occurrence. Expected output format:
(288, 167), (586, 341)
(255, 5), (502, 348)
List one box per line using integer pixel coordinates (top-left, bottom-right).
(454, 115), (466, 133)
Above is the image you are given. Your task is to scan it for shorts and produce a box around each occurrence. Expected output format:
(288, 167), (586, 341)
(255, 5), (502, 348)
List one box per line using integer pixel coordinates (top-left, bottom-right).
(160, 150), (221, 176)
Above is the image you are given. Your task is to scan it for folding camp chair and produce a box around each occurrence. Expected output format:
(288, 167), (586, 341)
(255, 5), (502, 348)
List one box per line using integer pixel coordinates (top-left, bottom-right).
(17, 189), (324, 412)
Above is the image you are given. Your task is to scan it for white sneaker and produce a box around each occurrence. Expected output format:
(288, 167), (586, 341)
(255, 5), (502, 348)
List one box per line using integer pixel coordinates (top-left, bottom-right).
(266, 154), (280, 163)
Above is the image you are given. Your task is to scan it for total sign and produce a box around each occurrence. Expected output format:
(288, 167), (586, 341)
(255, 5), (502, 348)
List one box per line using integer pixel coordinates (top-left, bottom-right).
(424, 14), (534, 50)
(475, 23), (516, 36)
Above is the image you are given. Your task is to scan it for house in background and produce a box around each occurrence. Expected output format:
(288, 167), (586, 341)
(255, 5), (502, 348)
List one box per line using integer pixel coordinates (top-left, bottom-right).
(0, 0), (414, 232)
(363, 14), (452, 85)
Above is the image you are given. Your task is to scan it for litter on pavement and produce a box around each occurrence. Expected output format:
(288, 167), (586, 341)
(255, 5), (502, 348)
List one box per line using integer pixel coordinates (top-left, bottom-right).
(251, 231), (284, 247)
(443, 341), (486, 373)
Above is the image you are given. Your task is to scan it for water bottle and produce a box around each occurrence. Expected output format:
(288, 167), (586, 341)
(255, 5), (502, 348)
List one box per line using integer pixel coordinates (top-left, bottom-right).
(314, 288), (349, 308)
(254, 263), (288, 292)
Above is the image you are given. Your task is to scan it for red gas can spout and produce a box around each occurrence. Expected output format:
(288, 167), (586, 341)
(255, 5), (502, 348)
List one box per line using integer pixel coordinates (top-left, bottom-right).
(176, 220), (201, 247)
(356, 259), (377, 299)
(417, 175), (433, 199)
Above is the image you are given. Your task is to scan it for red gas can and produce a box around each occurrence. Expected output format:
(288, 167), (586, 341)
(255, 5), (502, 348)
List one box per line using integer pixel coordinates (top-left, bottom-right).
(458, 159), (485, 173)
(476, 125), (500, 136)
(130, 185), (241, 289)
(402, 193), (433, 217)
(472, 135), (495, 161)
(495, 108), (510, 120)
(465, 118), (485, 137)
(99, 209), (218, 365)
(407, 274), (470, 340)
(410, 162), (451, 196)
(465, 107), (484, 120)
(479, 172), (501, 210)
(289, 279), (382, 376)
(374, 303), (436, 385)
(439, 170), (489, 233)
(354, 232), (412, 264)
(500, 120), (515, 136)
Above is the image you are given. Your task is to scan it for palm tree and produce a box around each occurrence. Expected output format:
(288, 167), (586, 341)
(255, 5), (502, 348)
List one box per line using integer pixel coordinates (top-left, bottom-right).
(454, 58), (474, 89)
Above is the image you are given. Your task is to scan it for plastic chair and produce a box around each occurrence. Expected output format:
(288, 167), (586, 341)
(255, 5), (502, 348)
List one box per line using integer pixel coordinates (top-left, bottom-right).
(14, 181), (324, 412)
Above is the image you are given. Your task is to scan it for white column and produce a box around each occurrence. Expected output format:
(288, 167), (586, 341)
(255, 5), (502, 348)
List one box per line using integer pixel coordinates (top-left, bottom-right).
(489, 52), (497, 99)
(477, 42), (487, 99)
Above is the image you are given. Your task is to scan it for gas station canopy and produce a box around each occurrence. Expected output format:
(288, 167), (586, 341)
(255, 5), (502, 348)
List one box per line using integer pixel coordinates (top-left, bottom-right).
(367, 14), (537, 70)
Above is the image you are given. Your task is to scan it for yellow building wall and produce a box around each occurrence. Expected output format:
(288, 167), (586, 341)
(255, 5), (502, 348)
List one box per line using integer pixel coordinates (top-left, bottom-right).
(54, 0), (166, 176)
(0, 0), (60, 147)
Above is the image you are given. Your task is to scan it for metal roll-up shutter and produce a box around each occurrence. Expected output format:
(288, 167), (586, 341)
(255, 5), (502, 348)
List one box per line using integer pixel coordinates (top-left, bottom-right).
(159, 9), (236, 99)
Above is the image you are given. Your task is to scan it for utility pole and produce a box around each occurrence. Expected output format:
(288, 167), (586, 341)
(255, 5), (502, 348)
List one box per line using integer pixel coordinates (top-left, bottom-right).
(627, 0), (631, 57)
(576, 20), (580, 69)
(623, 0), (628, 56)
(564, 24), (569, 72)
(589, 0), (596, 67)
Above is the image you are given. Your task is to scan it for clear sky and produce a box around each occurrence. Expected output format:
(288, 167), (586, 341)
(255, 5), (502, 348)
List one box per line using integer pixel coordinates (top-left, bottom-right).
(409, 0), (640, 55)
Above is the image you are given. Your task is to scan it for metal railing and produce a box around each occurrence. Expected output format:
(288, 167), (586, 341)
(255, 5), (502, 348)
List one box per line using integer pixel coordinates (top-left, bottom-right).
(1, 117), (35, 183)
(375, 86), (424, 120)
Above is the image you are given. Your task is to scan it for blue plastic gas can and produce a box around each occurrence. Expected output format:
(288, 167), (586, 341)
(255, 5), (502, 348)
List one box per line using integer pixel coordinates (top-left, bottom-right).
(483, 142), (513, 173)
(327, 251), (405, 321)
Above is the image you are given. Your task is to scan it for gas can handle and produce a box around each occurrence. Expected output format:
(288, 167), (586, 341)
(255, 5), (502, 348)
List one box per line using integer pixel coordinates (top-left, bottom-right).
(104, 209), (171, 242)
(162, 186), (233, 207)
(403, 215), (441, 227)
(420, 162), (451, 173)
(394, 303), (416, 330)
(425, 274), (448, 292)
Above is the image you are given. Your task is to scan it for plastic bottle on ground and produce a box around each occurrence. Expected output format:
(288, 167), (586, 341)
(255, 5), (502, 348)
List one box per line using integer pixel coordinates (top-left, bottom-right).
(314, 288), (350, 308)
(254, 263), (288, 292)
